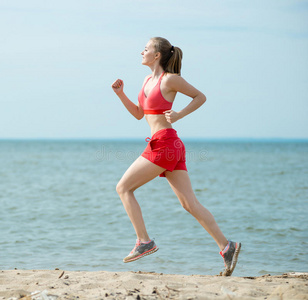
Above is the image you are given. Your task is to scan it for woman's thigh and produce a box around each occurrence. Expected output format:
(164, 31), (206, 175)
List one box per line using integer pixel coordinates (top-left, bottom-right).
(165, 170), (196, 204)
(117, 156), (166, 193)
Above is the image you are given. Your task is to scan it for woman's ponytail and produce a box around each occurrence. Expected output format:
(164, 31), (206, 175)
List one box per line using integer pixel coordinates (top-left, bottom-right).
(151, 37), (183, 75)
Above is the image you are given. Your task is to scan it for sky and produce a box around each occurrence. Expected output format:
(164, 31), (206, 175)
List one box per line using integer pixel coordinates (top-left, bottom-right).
(0, 0), (307, 139)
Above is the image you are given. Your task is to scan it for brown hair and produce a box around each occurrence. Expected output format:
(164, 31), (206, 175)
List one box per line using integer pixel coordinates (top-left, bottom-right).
(150, 37), (183, 75)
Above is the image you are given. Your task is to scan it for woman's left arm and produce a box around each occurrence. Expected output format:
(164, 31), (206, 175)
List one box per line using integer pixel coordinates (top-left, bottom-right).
(164, 75), (206, 124)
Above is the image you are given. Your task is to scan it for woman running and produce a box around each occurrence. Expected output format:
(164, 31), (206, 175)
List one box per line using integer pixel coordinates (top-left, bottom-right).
(111, 37), (241, 276)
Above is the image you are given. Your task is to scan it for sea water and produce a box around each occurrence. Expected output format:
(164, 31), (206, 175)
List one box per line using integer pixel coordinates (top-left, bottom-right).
(0, 139), (307, 277)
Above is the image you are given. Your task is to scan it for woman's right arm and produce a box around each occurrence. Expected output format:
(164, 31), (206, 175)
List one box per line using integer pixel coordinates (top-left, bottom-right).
(111, 79), (144, 120)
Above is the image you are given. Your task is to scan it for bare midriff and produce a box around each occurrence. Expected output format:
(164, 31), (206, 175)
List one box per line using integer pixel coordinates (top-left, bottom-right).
(145, 114), (173, 136)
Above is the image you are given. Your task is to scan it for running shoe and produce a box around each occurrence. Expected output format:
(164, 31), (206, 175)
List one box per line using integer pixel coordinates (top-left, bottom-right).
(123, 239), (158, 263)
(220, 241), (241, 276)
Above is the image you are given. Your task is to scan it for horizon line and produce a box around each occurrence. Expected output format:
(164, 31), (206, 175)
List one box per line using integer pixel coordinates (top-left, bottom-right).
(0, 137), (308, 142)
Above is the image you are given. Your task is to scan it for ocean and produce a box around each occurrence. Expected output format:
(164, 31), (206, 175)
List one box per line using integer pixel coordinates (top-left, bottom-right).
(1, 139), (307, 277)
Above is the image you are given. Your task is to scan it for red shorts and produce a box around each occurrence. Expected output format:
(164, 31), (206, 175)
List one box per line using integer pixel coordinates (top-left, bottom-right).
(141, 128), (187, 177)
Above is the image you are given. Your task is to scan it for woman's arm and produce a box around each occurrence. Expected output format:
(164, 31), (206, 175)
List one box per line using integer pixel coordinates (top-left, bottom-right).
(111, 79), (144, 120)
(163, 75), (206, 123)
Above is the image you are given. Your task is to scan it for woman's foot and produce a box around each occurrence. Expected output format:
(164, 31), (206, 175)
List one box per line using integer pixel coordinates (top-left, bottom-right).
(220, 241), (241, 276)
(123, 239), (159, 263)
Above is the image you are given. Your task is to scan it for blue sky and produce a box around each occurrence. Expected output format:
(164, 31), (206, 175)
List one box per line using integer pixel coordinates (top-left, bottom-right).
(0, 0), (307, 139)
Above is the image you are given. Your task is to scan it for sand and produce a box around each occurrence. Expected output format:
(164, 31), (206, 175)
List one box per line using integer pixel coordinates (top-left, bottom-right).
(0, 270), (307, 300)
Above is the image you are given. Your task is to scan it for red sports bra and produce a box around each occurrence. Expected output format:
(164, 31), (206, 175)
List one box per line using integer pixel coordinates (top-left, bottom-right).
(138, 72), (173, 114)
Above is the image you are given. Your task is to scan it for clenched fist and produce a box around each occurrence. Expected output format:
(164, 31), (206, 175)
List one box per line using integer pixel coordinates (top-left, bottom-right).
(111, 79), (124, 95)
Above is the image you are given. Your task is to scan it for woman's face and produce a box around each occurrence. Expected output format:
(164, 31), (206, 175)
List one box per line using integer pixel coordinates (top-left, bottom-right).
(141, 40), (158, 66)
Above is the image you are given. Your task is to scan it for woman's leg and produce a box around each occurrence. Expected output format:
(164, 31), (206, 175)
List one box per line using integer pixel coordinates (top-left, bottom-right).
(165, 170), (228, 251)
(116, 156), (165, 242)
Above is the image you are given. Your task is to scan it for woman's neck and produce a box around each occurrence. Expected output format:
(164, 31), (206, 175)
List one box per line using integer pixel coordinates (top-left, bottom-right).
(149, 65), (164, 79)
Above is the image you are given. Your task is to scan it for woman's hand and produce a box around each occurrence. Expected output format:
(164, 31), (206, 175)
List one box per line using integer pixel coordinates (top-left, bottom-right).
(163, 110), (182, 123)
(111, 79), (124, 95)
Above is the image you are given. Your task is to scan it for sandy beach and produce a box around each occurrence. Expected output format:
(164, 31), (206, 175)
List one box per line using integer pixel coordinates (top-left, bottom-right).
(0, 270), (307, 300)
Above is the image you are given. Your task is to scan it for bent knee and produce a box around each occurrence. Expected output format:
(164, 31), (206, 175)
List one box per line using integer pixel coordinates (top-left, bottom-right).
(180, 198), (199, 214)
(116, 181), (125, 195)
(116, 180), (134, 196)
(182, 202), (193, 213)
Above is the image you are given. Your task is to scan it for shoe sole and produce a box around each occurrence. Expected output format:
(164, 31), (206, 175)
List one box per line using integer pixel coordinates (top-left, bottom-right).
(222, 242), (241, 276)
(123, 246), (159, 263)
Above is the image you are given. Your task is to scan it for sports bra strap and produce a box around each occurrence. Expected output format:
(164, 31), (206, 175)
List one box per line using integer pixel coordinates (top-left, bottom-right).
(158, 72), (165, 82)
(144, 76), (151, 86)
(145, 72), (165, 85)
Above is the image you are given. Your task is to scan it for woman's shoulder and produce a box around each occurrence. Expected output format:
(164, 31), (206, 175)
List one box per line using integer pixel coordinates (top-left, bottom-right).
(163, 72), (183, 86)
